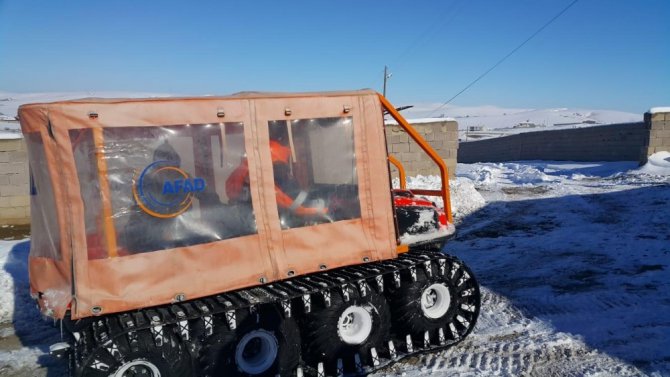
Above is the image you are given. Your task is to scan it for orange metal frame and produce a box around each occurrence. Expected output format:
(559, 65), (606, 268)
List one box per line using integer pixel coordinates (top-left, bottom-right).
(388, 155), (407, 190)
(93, 127), (119, 258)
(379, 94), (453, 224)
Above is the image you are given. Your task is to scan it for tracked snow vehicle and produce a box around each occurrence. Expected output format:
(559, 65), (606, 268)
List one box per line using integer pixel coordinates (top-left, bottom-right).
(20, 90), (480, 377)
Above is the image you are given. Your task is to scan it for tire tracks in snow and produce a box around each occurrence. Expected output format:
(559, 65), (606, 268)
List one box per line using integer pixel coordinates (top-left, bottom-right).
(377, 289), (647, 377)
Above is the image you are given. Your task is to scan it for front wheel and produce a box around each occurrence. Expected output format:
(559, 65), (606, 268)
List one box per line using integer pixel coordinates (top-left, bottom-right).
(387, 256), (480, 347)
(300, 284), (391, 375)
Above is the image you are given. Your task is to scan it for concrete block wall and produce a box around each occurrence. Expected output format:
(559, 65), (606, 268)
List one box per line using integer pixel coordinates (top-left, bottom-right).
(458, 122), (649, 164)
(385, 120), (459, 178)
(0, 138), (30, 225)
(644, 110), (670, 162)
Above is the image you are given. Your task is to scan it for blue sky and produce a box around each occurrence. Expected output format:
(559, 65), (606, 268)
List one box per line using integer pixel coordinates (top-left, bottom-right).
(0, 0), (668, 113)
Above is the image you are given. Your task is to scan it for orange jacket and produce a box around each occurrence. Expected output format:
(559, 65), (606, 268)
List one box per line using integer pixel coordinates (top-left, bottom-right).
(226, 141), (288, 201)
(269, 140), (290, 164)
(226, 142), (326, 216)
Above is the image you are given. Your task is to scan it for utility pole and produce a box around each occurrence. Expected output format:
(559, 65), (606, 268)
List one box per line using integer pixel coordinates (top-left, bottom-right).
(383, 66), (392, 97)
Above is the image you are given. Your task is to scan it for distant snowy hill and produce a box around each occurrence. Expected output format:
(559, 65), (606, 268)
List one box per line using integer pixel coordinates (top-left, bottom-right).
(0, 91), (173, 138)
(0, 91), (173, 120)
(1, 92), (642, 141)
(390, 102), (642, 141)
(400, 102), (641, 130)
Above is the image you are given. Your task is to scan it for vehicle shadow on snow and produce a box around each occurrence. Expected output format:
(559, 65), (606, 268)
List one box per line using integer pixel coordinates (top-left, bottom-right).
(446, 184), (670, 374)
(4, 240), (66, 376)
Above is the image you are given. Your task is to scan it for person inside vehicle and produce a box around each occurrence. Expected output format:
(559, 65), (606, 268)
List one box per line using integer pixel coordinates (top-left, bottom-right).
(226, 121), (329, 227)
(123, 140), (187, 253)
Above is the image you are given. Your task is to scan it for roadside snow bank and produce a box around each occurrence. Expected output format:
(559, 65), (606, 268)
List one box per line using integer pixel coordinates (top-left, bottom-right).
(0, 239), (30, 324)
(458, 161), (644, 187)
(457, 162), (557, 186)
(1, 241), (19, 323)
(637, 151), (670, 175)
(507, 163), (557, 184)
(449, 178), (486, 220)
(0, 347), (45, 372)
(393, 175), (486, 221)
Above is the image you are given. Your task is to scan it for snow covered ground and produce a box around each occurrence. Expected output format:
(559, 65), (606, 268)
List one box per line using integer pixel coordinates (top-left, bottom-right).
(378, 153), (670, 377)
(1, 154), (669, 376)
(0, 122), (22, 140)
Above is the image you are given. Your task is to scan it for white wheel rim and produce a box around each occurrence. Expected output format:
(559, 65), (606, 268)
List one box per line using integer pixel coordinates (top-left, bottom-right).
(421, 283), (451, 319)
(235, 329), (279, 375)
(337, 305), (373, 345)
(113, 359), (161, 377)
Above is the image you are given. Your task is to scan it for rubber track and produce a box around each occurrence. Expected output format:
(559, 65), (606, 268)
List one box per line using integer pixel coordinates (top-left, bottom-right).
(68, 249), (480, 377)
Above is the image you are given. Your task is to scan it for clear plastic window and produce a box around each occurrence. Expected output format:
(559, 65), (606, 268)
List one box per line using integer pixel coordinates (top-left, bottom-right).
(25, 132), (61, 259)
(70, 123), (256, 259)
(268, 117), (361, 229)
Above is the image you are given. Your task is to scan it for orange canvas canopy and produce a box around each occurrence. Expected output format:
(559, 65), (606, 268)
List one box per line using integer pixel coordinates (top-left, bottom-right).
(19, 90), (398, 319)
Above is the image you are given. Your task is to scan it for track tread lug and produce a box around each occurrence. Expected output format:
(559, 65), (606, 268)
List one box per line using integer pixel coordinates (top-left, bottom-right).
(371, 347), (380, 367)
(302, 293), (312, 313)
(225, 309), (237, 330)
(354, 353), (363, 372)
(203, 297), (224, 313)
(375, 275), (384, 292)
(389, 340), (397, 359)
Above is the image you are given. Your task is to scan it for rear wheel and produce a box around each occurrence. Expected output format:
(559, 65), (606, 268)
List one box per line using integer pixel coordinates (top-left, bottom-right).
(111, 360), (162, 377)
(203, 305), (300, 376)
(80, 325), (193, 377)
(234, 329), (280, 375)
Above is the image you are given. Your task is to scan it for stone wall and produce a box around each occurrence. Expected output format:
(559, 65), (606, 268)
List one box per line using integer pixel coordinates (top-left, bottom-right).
(385, 120), (459, 179)
(0, 138), (30, 225)
(644, 110), (670, 163)
(458, 122), (649, 164)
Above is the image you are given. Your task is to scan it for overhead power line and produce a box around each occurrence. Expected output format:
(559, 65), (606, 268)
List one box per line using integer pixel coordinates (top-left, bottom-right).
(428, 0), (581, 117)
(392, 0), (463, 67)
(368, 0), (464, 92)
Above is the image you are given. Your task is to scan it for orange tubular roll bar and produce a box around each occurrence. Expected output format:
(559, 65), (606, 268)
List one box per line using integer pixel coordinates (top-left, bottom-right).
(379, 94), (453, 224)
(92, 127), (119, 257)
(388, 155), (407, 190)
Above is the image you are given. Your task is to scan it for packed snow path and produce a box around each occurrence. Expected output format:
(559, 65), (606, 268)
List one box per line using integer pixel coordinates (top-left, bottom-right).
(2, 159), (669, 376)
(378, 160), (670, 376)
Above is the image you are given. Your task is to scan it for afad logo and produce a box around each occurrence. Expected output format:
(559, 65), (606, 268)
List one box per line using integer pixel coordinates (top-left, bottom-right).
(133, 160), (206, 218)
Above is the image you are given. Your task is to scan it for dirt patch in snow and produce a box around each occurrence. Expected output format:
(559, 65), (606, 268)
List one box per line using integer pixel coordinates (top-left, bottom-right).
(501, 185), (552, 195)
(0, 225), (30, 241)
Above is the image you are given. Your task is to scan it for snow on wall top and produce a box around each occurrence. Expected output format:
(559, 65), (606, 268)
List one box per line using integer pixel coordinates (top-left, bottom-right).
(385, 117), (456, 125)
(649, 107), (670, 114)
(0, 132), (22, 140)
(0, 121), (22, 139)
